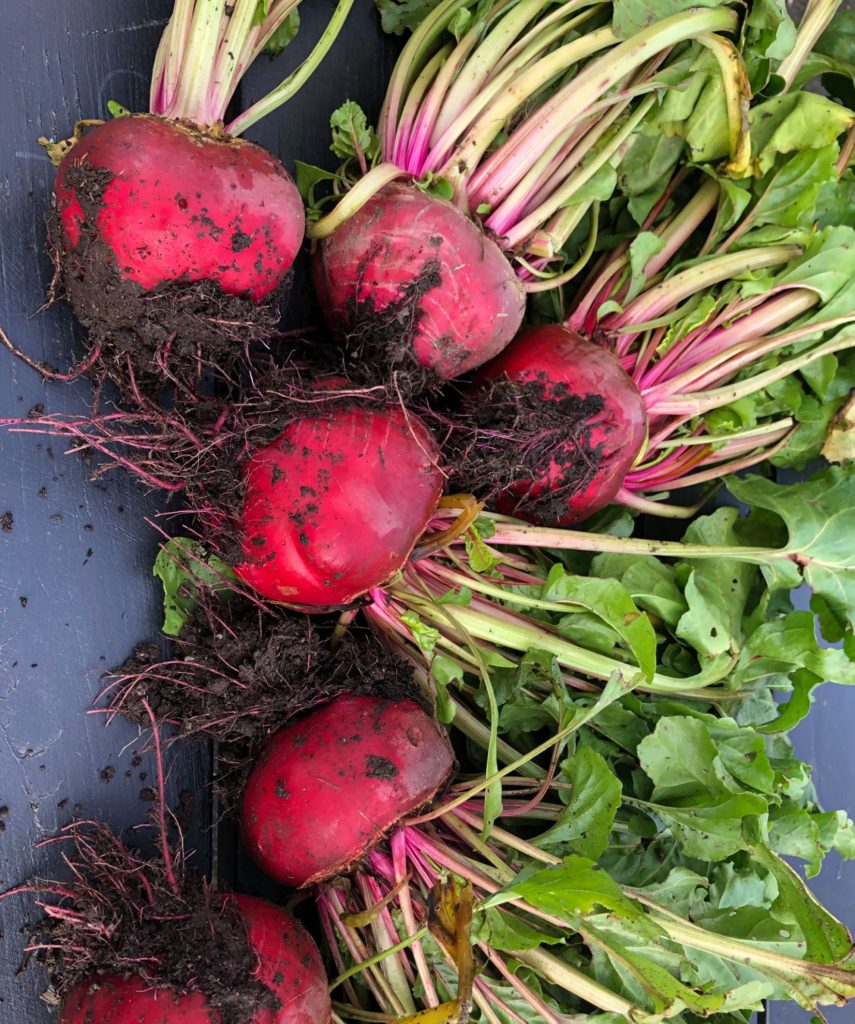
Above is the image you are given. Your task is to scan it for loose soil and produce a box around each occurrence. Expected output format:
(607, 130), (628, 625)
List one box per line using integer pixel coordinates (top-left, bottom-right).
(108, 597), (418, 807)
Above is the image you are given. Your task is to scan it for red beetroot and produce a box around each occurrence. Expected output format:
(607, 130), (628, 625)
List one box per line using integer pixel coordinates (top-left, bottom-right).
(56, 116), (304, 304)
(236, 404), (444, 608)
(61, 894), (330, 1024)
(62, 976), (216, 1024)
(27, 0), (354, 397)
(471, 325), (648, 524)
(312, 183), (526, 382)
(242, 695), (455, 887)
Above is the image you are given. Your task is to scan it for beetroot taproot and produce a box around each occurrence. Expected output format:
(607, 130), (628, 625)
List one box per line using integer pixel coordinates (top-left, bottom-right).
(235, 404), (444, 608)
(59, 894), (329, 1024)
(29, 0), (354, 397)
(242, 695), (455, 887)
(61, 975), (217, 1024)
(312, 183), (525, 383)
(55, 115), (303, 330)
(459, 325), (648, 524)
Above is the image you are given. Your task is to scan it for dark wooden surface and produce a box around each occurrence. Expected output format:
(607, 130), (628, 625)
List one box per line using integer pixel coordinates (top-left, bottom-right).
(0, 3), (852, 1022)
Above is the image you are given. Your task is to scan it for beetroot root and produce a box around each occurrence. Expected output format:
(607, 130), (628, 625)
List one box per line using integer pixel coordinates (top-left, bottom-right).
(312, 183), (526, 387)
(236, 403), (444, 608)
(460, 325), (649, 524)
(54, 115), (304, 358)
(62, 975), (217, 1024)
(60, 894), (329, 1024)
(242, 695), (455, 887)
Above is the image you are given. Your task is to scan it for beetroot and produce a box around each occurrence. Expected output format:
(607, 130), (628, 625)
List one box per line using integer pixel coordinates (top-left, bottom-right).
(236, 403), (444, 608)
(55, 115), (304, 351)
(307, 3), (742, 390)
(457, 325), (648, 524)
(62, 975), (217, 1024)
(60, 892), (329, 1024)
(312, 183), (525, 382)
(31, 0), (354, 397)
(242, 695), (455, 887)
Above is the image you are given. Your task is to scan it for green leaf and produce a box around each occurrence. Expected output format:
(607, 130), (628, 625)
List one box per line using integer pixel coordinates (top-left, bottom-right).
(707, 719), (775, 795)
(330, 100), (380, 162)
(472, 907), (563, 953)
(650, 793), (769, 861)
(374, 0), (443, 35)
(465, 520), (501, 574)
(400, 610), (440, 657)
(107, 100), (131, 118)
(736, 611), (855, 687)
(638, 716), (722, 801)
(536, 747), (622, 859)
(487, 855), (643, 922)
(542, 566), (657, 681)
(709, 861), (778, 910)
(727, 465), (855, 632)
(742, 0), (796, 91)
(582, 914), (725, 1016)
(153, 538), (235, 637)
(591, 554), (688, 627)
(676, 507), (755, 659)
(625, 232), (665, 302)
(611, 0), (721, 40)
(430, 654), (463, 725)
(768, 806), (855, 879)
(264, 9), (300, 54)
(743, 146), (840, 236)
(750, 93), (854, 175)
(294, 161), (342, 219)
(743, 818), (854, 963)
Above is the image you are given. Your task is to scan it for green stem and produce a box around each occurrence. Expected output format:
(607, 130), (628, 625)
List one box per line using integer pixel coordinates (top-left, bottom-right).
(380, 0), (473, 153)
(433, 0), (550, 142)
(447, 8), (738, 192)
(696, 33), (751, 175)
(441, 26), (618, 189)
(307, 163), (410, 239)
(167, 0), (227, 124)
(778, 0), (843, 93)
(617, 245), (801, 327)
(227, 0), (356, 135)
(328, 928), (430, 992)
(635, 896), (855, 1001)
(503, 94), (655, 248)
(655, 330), (855, 416)
(511, 947), (656, 1021)
(487, 517), (779, 564)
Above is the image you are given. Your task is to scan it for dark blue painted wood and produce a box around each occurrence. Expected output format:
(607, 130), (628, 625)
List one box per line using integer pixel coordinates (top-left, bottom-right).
(0, 3), (204, 1019)
(0, 4), (852, 1023)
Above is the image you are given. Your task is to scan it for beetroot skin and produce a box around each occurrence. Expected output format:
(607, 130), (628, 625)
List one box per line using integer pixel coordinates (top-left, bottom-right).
(313, 183), (526, 382)
(61, 894), (330, 1024)
(236, 404), (444, 608)
(475, 325), (649, 524)
(53, 115), (304, 351)
(242, 695), (455, 887)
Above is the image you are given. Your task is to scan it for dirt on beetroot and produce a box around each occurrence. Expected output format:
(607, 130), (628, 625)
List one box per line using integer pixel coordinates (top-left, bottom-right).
(312, 254), (445, 399)
(107, 598), (419, 807)
(25, 821), (276, 1024)
(438, 375), (607, 524)
(47, 163), (289, 405)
